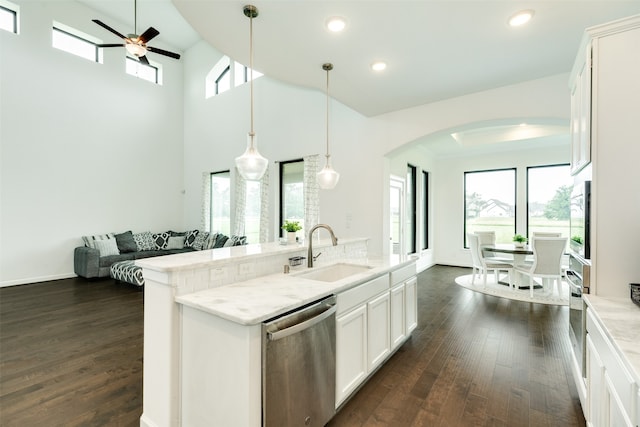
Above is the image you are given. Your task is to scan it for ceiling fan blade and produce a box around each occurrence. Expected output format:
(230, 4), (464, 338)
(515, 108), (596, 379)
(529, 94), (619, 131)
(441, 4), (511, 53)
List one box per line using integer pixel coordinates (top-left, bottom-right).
(92, 19), (127, 40)
(139, 27), (160, 44)
(147, 46), (181, 60)
(138, 55), (150, 65)
(96, 43), (124, 48)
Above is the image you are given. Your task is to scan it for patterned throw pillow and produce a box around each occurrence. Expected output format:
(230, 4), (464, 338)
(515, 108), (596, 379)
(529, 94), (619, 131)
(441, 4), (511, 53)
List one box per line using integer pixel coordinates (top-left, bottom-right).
(192, 232), (210, 251)
(184, 230), (199, 248)
(214, 234), (229, 248)
(205, 233), (219, 250)
(82, 233), (115, 249)
(152, 232), (171, 250)
(224, 235), (247, 247)
(133, 231), (155, 251)
(93, 238), (120, 256)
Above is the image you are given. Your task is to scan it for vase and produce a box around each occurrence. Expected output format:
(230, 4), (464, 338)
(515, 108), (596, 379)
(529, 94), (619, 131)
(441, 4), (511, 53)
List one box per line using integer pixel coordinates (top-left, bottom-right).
(287, 232), (297, 245)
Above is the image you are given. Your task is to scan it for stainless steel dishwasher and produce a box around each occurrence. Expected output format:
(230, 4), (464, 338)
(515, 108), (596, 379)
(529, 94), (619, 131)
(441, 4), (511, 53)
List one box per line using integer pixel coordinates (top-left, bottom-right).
(262, 295), (336, 427)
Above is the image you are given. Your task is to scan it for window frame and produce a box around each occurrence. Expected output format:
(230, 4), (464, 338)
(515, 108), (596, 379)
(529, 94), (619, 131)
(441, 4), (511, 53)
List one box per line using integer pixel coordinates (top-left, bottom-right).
(422, 170), (429, 251)
(407, 164), (417, 255)
(210, 170), (231, 236)
(525, 163), (571, 239)
(0, 4), (17, 34)
(279, 158), (305, 238)
(463, 167), (517, 248)
(125, 56), (160, 84)
(215, 64), (231, 95)
(52, 25), (102, 63)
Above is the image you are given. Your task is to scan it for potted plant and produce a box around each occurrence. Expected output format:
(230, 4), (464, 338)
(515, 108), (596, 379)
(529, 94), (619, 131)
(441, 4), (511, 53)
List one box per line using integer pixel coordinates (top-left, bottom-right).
(282, 220), (302, 244)
(512, 234), (528, 248)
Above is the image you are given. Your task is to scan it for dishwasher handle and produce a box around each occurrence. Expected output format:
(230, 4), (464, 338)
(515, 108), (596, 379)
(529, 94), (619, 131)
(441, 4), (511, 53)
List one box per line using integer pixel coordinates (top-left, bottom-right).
(267, 303), (336, 341)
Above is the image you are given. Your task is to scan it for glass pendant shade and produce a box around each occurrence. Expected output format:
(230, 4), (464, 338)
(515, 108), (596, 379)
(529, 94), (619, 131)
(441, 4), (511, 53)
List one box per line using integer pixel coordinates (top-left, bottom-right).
(235, 133), (268, 181)
(318, 159), (340, 189)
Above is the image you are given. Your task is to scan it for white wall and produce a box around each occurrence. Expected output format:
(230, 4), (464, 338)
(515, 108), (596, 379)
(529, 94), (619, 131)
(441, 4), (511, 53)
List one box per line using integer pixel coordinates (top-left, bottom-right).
(0, 1), (184, 286)
(1, 2), (573, 286)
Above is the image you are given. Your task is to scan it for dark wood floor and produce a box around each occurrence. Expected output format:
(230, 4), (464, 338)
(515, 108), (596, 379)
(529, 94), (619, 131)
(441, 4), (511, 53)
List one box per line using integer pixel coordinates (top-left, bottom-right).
(0, 265), (586, 427)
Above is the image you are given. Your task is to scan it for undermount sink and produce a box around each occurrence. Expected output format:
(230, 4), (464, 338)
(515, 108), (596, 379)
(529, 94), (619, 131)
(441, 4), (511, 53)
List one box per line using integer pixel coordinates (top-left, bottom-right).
(295, 263), (373, 282)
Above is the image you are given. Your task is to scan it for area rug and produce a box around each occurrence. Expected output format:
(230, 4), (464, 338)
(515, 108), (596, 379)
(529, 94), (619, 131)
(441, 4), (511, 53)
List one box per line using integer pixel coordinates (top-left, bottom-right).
(454, 274), (569, 306)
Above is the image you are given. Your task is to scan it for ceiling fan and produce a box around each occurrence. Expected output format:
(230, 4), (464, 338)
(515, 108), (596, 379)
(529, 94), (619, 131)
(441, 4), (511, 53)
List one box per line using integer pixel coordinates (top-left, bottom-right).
(92, 0), (180, 64)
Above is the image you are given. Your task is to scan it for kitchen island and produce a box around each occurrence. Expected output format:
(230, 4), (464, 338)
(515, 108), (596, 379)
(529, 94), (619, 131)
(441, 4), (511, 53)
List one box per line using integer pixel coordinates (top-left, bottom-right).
(136, 238), (417, 427)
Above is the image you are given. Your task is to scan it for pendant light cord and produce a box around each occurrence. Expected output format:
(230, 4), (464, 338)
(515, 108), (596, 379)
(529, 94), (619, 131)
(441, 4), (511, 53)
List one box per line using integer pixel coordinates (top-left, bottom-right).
(134, 0), (137, 35)
(326, 67), (330, 158)
(249, 12), (255, 140)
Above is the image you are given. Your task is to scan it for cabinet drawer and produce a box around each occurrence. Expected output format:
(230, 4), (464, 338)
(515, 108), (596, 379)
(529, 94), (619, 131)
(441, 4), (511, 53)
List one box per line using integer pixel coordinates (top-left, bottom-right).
(390, 263), (416, 285)
(587, 308), (636, 418)
(337, 274), (389, 315)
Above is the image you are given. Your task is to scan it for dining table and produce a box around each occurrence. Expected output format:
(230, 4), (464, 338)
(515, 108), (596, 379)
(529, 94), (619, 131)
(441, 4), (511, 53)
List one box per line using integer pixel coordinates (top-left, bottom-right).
(483, 244), (541, 289)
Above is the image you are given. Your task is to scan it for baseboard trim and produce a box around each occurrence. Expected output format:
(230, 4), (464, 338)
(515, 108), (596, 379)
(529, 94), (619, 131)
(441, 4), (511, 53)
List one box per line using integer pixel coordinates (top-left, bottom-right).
(0, 273), (77, 288)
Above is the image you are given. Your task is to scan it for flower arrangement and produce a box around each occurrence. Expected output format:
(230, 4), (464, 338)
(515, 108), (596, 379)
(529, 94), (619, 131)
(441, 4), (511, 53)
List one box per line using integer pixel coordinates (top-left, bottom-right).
(282, 220), (302, 232)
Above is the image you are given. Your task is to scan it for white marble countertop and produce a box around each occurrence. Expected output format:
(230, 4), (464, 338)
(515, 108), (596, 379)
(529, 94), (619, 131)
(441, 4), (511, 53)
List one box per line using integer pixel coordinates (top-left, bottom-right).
(136, 238), (367, 272)
(584, 294), (640, 384)
(176, 257), (415, 326)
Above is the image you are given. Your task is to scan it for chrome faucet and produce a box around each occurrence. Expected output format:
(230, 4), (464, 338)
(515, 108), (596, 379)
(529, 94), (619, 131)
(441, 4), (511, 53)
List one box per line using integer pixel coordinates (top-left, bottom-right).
(307, 224), (338, 267)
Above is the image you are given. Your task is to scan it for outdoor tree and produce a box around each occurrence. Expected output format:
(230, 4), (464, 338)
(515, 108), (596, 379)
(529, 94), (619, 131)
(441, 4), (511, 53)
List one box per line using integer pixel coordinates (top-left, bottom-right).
(544, 185), (571, 220)
(466, 192), (488, 218)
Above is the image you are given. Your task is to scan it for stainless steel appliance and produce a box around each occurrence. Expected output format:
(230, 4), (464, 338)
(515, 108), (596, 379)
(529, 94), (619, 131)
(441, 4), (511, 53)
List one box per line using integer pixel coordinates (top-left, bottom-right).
(262, 295), (336, 427)
(569, 180), (591, 260)
(566, 253), (591, 403)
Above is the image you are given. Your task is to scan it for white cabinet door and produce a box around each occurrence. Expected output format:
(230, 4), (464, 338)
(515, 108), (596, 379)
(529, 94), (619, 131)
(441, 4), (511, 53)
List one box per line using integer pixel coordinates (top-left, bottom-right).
(335, 305), (367, 407)
(606, 373), (634, 427)
(586, 334), (605, 427)
(390, 283), (405, 350)
(405, 277), (418, 334)
(367, 292), (390, 372)
(570, 47), (591, 175)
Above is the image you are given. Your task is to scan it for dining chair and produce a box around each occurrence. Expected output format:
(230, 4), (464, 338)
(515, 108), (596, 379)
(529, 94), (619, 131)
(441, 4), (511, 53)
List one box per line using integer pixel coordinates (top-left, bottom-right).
(514, 237), (567, 298)
(468, 233), (514, 288)
(474, 231), (511, 262)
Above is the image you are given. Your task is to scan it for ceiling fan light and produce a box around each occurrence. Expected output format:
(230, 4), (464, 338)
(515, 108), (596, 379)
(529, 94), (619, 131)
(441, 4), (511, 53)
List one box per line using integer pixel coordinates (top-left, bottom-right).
(235, 133), (268, 181)
(125, 39), (146, 57)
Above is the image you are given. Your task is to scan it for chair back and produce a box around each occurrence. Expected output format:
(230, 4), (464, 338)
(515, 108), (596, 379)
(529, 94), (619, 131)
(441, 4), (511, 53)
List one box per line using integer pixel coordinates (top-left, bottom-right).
(467, 233), (483, 268)
(474, 231), (496, 247)
(531, 231), (561, 238)
(531, 237), (567, 275)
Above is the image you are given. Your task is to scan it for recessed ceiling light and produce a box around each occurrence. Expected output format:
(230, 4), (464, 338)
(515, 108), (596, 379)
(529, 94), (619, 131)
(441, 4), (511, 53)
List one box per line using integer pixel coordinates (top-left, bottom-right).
(371, 61), (387, 72)
(508, 9), (534, 27)
(326, 16), (346, 32)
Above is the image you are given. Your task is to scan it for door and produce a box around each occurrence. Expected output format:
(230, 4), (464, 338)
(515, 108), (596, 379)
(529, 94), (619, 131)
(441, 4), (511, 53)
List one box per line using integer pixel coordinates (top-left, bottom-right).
(390, 283), (405, 349)
(405, 277), (418, 334)
(367, 292), (390, 371)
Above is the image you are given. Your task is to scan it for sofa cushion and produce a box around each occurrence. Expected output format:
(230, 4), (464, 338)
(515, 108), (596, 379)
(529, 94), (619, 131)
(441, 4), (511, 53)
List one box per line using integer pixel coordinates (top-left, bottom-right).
(99, 252), (135, 267)
(133, 232), (155, 251)
(184, 230), (199, 248)
(115, 230), (138, 253)
(94, 239), (120, 256)
(166, 236), (185, 250)
(82, 233), (115, 249)
(192, 232), (210, 251)
(213, 234), (229, 248)
(152, 232), (170, 250)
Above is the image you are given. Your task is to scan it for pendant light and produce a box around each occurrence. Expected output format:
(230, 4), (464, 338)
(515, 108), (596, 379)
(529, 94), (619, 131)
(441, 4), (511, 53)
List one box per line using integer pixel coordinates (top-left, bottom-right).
(317, 63), (340, 189)
(235, 5), (268, 181)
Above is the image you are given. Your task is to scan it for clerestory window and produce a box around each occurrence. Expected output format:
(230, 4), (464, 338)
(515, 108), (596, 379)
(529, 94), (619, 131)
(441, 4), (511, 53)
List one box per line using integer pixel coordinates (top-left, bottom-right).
(0, 3), (18, 34)
(52, 23), (103, 63)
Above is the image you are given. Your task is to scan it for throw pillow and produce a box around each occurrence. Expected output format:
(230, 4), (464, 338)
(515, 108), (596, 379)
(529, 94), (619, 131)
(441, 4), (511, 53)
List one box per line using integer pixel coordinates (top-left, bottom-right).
(192, 232), (210, 251)
(184, 230), (199, 248)
(114, 230), (137, 253)
(133, 231), (155, 251)
(224, 235), (247, 247)
(93, 238), (120, 256)
(82, 233), (115, 249)
(166, 236), (185, 250)
(213, 234), (229, 248)
(205, 233), (219, 250)
(152, 232), (171, 250)
(169, 231), (186, 237)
